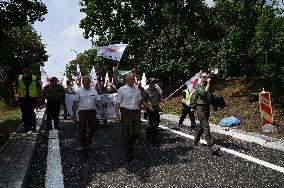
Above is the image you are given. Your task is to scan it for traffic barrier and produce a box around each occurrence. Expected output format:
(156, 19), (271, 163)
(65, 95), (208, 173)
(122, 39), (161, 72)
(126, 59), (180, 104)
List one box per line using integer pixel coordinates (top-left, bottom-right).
(259, 90), (273, 125)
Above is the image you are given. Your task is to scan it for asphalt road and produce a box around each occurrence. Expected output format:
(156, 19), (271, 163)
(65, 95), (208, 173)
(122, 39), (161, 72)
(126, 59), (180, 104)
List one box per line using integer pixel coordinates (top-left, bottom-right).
(26, 116), (284, 188)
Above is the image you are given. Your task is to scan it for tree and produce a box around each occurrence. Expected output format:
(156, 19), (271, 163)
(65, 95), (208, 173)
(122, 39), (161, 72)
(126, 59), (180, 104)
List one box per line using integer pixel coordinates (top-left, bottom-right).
(0, 25), (48, 102)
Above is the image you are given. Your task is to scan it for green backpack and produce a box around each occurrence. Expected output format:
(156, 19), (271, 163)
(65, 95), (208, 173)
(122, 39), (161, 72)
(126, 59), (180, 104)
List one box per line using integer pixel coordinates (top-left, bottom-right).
(189, 90), (198, 109)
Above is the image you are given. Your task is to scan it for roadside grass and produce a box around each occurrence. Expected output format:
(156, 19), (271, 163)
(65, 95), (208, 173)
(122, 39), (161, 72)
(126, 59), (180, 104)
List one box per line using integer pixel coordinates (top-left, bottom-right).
(161, 77), (284, 140)
(0, 101), (21, 147)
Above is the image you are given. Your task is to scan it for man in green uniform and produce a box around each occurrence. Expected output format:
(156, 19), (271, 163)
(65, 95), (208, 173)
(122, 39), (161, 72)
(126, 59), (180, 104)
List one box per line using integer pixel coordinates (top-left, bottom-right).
(192, 72), (220, 155)
(142, 78), (163, 146)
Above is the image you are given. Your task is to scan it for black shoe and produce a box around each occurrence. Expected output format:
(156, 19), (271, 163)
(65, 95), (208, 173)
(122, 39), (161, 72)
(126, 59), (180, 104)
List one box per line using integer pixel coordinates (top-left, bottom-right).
(87, 138), (95, 146)
(210, 147), (221, 155)
(190, 126), (197, 131)
(54, 126), (59, 130)
(193, 141), (198, 147)
(178, 124), (184, 127)
(146, 129), (152, 140)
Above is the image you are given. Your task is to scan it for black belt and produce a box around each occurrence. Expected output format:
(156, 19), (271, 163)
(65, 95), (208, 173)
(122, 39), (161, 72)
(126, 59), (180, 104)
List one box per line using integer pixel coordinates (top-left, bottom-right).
(120, 107), (139, 112)
(79, 110), (96, 112)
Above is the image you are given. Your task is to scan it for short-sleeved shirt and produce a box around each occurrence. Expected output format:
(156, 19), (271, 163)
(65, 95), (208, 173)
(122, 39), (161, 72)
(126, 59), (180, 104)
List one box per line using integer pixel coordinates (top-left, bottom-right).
(116, 84), (142, 110)
(142, 87), (161, 108)
(74, 88), (101, 110)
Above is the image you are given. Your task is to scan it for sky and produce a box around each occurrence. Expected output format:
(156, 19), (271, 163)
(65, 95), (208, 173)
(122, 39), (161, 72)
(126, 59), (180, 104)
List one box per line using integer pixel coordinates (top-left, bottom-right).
(34, 0), (91, 80)
(34, 0), (214, 80)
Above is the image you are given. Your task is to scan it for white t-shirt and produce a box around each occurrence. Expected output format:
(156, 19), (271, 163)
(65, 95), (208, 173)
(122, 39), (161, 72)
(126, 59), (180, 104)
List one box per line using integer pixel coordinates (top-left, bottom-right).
(116, 84), (142, 110)
(74, 88), (101, 110)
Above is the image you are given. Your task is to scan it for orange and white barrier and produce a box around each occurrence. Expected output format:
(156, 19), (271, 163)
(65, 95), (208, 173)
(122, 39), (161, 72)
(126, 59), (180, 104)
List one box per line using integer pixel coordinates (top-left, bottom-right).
(259, 90), (273, 125)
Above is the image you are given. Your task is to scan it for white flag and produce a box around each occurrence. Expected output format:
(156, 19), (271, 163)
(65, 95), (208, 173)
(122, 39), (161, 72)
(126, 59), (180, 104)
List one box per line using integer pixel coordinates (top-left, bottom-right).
(62, 73), (68, 88)
(40, 66), (49, 88)
(96, 44), (128, 61)
(186, 70), (202, 94)
(90, 66), (97, 87)
(141, 73), (147, 88)
(104, 72), (109, 86)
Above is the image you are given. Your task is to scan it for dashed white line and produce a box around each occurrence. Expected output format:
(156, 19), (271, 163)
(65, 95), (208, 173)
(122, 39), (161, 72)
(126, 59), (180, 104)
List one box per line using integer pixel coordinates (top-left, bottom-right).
(160, 125), (284, 174)
(45, 129), (64, 188)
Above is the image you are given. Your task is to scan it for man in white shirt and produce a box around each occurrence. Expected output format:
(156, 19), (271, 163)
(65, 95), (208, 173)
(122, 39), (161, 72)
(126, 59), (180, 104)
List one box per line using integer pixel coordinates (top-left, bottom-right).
(115, 72), (142, 160)
(72, 76), (104, 149)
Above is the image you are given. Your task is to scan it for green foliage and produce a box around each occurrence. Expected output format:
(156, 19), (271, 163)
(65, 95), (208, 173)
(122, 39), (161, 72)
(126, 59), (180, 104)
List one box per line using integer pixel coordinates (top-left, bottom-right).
(0, 0), (47, 30)
(77, 0), (283, 93)
(0, 25), (48, 102)
(0, 0), (48, 103)
(0, 101), (21, 145)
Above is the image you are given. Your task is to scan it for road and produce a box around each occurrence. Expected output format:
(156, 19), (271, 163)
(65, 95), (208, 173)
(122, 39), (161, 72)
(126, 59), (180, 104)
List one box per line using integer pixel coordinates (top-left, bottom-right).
(26, 115), (284, 188)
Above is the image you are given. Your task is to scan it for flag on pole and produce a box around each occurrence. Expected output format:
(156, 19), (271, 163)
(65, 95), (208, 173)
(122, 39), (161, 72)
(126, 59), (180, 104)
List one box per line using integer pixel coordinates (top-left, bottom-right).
(76, 64), (82, 86)
(96, 44), (128, 61)
(186, 70), (202, 94)
(141, 73), (147, 88)
(40, 66), (49, 88)
(62, 73), (68, 88)
(90, 66), (97, 87)
(104, 72), (109, 86)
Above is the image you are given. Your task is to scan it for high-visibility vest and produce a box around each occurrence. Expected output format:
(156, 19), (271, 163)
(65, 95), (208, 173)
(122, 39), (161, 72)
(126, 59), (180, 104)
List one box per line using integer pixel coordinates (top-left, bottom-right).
(181, 89), (190, 105)
(18, 75), (38, 97)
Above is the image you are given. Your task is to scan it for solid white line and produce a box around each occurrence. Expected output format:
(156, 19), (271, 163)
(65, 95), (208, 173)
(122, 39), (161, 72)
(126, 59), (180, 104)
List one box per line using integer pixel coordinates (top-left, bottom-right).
(160, 125), (284, 174)
(45, 129), (64, 188)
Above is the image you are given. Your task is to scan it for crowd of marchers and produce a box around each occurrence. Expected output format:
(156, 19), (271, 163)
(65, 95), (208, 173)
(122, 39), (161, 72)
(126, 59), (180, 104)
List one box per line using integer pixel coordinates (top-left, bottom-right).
(14, 66), (220, 161)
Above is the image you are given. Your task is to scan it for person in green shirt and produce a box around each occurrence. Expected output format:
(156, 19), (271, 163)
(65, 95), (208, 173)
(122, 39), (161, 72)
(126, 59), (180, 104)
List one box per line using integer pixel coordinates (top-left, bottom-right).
(192, 72), (220, 155)
(142, 78), (163, 147)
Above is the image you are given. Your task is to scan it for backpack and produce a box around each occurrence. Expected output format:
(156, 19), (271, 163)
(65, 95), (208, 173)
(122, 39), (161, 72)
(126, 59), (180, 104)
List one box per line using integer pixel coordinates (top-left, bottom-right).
(189, 90), (198, 109)
(44, 85), (64, 101)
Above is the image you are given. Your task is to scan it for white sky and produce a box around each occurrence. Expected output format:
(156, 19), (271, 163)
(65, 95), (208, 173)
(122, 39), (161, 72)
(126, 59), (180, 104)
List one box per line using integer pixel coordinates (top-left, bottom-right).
(33, 0), (214, 80)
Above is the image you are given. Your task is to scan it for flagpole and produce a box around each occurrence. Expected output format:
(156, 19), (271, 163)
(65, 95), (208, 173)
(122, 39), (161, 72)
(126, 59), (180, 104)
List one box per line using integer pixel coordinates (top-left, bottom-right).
(163, 82), (186, 103)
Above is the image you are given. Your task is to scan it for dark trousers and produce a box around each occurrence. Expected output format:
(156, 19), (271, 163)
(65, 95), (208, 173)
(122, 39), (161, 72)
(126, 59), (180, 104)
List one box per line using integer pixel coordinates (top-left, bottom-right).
(179, 104), (196, 127)
(78, 110), (98, 146)
(193, 105), (213, 146)
(146, 107), (160, 139)
(46, 101), (61, 129)
(19, 97), (37, 130)
(120, 108), (141, 153)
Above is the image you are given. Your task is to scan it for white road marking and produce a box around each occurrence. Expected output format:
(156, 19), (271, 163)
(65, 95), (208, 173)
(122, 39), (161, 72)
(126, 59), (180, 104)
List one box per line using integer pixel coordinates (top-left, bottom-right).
(160, 125), (284, 174)
(45, 129), (64, 188)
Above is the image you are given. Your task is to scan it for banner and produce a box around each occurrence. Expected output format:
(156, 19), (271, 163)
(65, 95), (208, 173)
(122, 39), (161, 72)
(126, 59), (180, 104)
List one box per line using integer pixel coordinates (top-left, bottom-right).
(96, 93), (117, 119)
(96, 44), (128, 61)
(40, 66), (49, 88)
(65, 92), (117, 120)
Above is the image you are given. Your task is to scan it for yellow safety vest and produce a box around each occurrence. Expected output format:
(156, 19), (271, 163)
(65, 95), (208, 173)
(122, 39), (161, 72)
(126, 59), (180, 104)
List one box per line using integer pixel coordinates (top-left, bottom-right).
(181, 89), (190, 105)
(18, 75), (38, 97)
